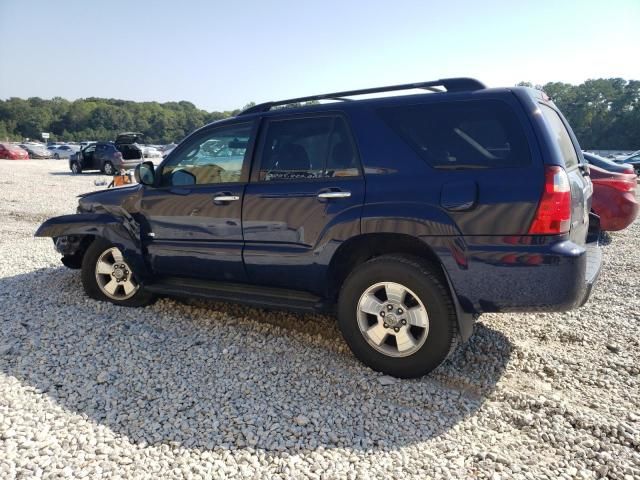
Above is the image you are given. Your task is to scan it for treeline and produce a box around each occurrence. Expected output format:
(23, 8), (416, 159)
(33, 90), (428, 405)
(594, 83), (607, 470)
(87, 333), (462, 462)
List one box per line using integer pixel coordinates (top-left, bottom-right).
(1, 78), (638, 148)
(0, 98), (248, 144)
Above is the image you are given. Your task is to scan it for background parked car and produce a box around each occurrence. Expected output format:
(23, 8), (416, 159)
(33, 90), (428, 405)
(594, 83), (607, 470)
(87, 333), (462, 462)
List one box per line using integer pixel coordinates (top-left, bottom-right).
(590, 165), (638, 231)
(614, 149), (640, 161)
(615, 152), (640, 175)
(0, 143), (29, 160)
(49, 144), (80, 159)
(161, 143), (177, 158)
(69, 139), (143, 175)
(141, 145), (162, 158)
(19, 143), (53, 159)
(583, 152), (635, 175)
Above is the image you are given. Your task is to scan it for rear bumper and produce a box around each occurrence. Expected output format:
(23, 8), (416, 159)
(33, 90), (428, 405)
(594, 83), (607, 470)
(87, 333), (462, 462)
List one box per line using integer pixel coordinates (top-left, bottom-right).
(442, 237), (602, 314)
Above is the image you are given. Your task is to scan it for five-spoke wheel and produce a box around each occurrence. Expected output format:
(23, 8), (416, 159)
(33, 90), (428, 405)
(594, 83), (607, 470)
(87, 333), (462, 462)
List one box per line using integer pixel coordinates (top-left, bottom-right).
(81, 239), (155, 307)
(95, 247), (139, 300)
(338, 255), (456, 378)
(357, 281), (429, 357)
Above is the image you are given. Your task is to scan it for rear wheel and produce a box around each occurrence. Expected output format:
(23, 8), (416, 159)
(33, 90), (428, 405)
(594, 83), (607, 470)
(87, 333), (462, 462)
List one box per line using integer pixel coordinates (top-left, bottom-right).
(103, 161), (115, 176)
(70, 161), (81, 174)
(337, 255), (457, 378)
(54, 153), (60, 160)
(81, 239), (154, 307)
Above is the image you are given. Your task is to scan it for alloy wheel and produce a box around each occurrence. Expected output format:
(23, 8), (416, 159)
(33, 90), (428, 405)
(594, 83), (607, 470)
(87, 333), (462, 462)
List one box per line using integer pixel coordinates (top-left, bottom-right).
(94, 247), (139, 300)
(356, 281), (429, 358)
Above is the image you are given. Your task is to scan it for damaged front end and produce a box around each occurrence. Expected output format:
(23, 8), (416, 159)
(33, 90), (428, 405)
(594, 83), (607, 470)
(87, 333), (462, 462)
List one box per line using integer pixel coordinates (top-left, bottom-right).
(35, 208), (150, 281)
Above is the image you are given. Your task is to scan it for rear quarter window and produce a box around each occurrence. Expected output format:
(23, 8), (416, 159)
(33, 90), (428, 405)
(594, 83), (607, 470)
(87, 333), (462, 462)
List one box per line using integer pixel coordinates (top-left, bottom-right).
(378, 99), (531, 169)
(539, 104), (579, 169)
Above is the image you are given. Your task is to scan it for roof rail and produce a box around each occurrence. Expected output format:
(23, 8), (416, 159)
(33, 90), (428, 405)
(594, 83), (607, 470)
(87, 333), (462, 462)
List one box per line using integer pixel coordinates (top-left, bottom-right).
(239, 77), (486, 115)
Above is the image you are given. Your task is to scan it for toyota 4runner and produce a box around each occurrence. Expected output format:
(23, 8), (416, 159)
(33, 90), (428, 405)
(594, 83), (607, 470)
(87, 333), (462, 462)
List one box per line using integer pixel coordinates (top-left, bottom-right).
(37, 78), (602, 378)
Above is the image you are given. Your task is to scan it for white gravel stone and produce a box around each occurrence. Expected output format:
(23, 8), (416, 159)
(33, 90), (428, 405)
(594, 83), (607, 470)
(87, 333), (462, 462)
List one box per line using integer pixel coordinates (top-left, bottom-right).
(0, 160), (639, 479)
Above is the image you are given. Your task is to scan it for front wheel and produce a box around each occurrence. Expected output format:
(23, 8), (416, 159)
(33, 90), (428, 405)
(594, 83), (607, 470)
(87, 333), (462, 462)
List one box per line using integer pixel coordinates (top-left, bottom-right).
(70, 161), (81, 174)
(81, 239), (155, 307)
(337, 255), (457, 378)
(54, 153), (60, 160)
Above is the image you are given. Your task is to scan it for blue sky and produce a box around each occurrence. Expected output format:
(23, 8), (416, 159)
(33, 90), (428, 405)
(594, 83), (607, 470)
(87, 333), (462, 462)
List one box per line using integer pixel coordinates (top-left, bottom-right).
(1, 0), (638, 111)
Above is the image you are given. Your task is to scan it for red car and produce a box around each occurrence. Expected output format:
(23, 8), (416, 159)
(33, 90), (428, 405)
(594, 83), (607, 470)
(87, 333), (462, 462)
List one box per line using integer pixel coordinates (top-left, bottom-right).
(590, 165), (638, 231)
(0, 143), (29, 160)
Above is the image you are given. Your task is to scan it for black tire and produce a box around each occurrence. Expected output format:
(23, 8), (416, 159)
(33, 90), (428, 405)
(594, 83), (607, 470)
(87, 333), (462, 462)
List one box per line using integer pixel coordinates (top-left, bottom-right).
(54, 153), (60, 160)
(103, 161), (115, 176)
(337, 254), (457, 378)
(81, 238), (155, 308)
(70, 161), (81, 174)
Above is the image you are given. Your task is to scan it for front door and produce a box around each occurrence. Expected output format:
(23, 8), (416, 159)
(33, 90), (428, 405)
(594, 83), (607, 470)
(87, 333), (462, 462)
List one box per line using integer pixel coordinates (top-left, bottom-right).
(140, 121), (256, 282)
(81, 144), (97, 170)
(242, 114), (365, 294)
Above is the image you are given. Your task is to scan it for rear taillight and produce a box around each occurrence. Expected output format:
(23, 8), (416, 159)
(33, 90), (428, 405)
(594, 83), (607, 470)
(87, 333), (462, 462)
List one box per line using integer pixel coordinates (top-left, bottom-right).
(528, 165), (571, 235)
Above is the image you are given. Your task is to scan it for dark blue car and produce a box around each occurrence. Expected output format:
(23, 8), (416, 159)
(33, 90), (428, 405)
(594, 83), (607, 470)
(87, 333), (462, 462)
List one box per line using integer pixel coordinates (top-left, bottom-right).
(36, 78), (602, 378)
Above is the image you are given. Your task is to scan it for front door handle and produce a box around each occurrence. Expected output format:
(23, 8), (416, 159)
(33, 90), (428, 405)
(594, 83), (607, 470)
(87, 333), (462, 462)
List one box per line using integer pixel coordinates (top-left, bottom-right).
(213, 195), (240, 202)
(317, 191), (351, 199)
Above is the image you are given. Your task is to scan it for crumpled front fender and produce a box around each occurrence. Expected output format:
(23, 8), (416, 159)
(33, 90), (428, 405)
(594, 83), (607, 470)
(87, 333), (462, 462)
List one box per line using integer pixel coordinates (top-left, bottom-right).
(35, 213), (150, 281)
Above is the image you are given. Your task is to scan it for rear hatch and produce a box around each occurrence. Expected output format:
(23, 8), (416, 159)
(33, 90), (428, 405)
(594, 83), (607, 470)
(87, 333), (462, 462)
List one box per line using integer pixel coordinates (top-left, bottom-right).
(537, 101), (592, 247)
(115, 132), (144, 160)
(115, 132), (144, 146)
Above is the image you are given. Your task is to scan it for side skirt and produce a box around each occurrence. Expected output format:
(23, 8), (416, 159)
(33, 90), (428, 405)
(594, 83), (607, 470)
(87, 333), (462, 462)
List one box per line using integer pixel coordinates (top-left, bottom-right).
(145, 276), (332, 314)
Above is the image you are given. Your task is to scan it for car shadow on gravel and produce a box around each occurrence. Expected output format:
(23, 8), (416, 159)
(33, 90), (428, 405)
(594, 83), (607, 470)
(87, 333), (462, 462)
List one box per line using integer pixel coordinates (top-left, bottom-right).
(0, 267), (513, 453)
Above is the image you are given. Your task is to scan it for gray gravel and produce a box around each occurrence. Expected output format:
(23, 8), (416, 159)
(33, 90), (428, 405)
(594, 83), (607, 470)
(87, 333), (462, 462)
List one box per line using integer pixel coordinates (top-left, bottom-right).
(1, 159), (639, 479)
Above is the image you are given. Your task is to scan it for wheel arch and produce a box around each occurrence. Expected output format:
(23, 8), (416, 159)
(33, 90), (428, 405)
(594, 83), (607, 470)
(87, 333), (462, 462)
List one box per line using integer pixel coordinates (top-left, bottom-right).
(35, 213), (150, 281)
(327, 233), (444, 298)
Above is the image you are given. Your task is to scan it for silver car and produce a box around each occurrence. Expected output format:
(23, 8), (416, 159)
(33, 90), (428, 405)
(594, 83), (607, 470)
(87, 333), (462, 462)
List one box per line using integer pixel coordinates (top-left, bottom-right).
(49, 144), (80, 159)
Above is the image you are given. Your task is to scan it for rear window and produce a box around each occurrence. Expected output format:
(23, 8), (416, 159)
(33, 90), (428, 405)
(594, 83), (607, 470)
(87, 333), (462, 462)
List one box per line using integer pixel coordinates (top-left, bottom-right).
(379, 100), (531, 169)
(539, 104), (579, 169)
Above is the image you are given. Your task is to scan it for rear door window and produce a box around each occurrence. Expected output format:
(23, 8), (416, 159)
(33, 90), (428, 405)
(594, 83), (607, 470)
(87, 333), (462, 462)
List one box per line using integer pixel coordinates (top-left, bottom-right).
(258, 116), (360, 181)
(539, 104), (579, 169)
(379, 100), (531, 169)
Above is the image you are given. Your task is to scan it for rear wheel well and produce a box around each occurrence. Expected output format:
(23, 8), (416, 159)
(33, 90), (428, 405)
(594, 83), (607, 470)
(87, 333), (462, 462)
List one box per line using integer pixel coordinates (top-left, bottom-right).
(327, 234), (446, 301)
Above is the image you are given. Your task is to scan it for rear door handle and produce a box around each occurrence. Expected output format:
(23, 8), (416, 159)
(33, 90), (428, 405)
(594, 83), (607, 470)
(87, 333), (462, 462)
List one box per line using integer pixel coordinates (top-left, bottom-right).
(213, 195), (240, 202)
(317, 191), (351, 199)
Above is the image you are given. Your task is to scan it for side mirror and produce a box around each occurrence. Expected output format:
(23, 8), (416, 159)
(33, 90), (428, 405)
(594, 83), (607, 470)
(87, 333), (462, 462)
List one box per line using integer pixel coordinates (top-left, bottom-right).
(135, 161), (156, 186)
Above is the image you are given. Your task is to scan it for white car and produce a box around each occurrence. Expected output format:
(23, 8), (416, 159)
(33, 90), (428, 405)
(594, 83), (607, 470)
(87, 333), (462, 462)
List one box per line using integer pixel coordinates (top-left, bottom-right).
(140, 145), (162, 158)
(162, 144), (177, 158)
(49, 144), (80, 159)
(615, 150), (640, 161)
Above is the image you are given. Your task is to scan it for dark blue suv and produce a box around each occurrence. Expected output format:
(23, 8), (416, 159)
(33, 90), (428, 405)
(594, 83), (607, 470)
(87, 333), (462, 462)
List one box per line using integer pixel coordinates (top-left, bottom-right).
(36, 78), (602, 378)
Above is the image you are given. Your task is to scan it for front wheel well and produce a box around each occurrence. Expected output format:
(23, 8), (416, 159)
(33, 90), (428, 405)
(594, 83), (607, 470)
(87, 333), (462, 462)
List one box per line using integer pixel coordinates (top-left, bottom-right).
(58, 234), (95, 269)
(327, 234), (446, 301)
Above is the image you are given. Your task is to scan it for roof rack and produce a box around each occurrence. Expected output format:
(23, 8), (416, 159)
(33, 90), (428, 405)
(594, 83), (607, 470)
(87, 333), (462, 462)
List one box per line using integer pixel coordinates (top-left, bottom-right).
(239, 77), (486, 115)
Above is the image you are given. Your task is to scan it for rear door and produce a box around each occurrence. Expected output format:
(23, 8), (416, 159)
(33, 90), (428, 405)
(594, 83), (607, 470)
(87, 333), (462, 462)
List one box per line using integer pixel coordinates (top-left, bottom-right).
(242, 113), (364, 294)
(538, 103), (591, 245)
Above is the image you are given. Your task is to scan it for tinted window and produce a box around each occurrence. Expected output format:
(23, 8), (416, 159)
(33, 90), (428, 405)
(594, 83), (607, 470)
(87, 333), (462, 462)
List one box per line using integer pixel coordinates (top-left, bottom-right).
(161, 123), (252, 186)
(539, 104), (579, 169)
(259, 116), (359, 181)
(379, 100), (531, 169)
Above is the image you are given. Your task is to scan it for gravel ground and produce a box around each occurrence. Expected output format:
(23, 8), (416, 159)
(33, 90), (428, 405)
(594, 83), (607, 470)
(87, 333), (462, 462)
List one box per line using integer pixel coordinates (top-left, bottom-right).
(0, 159), (638, 479)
